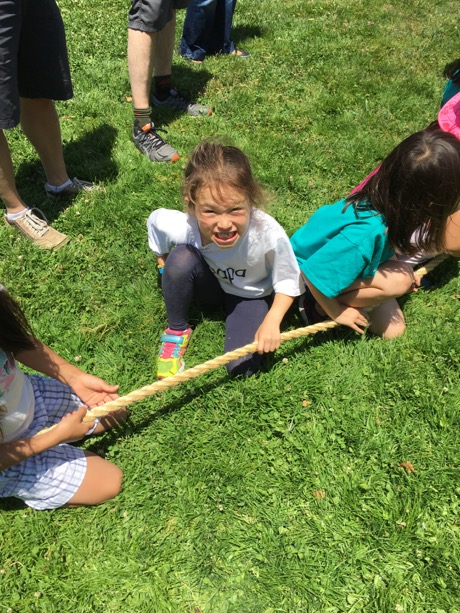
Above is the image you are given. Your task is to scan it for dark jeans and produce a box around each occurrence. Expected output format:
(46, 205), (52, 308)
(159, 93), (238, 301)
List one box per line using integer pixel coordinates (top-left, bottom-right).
(162, 244), (271, 377)
(179, 0), (236, 61)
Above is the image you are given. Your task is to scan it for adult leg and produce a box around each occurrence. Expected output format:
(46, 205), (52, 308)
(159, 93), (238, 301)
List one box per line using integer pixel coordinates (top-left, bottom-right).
(179, 0), (218, 61)
(153, 12), (176, 77)
(224, 294), (271, 376)
(128, 28), (157, 109)
(0, 131), (26, 214)
(1, 127), (70, 248)
(162, 244), (223, 330)
(19, 98), (69, 187)
(220, 0), (237, 54)
(65, 452), (123, 506)
(128, 15), (181, 162)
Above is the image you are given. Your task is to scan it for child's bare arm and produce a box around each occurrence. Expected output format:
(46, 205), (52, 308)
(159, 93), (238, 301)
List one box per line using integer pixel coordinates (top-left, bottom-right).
(15, 342), (119, 407)
(0, 406), (94, 471)
(255, 293), (294, 353)
(306, 282), (369, 334)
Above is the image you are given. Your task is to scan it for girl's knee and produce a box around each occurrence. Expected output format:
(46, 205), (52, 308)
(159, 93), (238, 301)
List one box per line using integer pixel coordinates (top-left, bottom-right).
(381, 320), (406, 339)
(389, 264), (416, 297)
(164, 245), (202, 283)
(104, 465), (124, 500)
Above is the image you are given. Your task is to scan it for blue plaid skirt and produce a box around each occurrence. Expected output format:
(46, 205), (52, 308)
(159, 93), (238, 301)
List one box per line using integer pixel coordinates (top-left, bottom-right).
(0, 375), (87, 510)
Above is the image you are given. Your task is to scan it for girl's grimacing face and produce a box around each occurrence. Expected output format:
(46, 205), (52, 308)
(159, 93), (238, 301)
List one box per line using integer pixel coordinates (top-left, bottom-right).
(191, 185), (251, 248)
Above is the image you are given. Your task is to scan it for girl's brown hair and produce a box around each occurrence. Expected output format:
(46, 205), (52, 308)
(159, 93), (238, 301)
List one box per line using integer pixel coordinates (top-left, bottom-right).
(443, 58), (460, 83)
(347, 129), (460, 255)
(183, 141), (265, 210)
(0, 287), (36, 357)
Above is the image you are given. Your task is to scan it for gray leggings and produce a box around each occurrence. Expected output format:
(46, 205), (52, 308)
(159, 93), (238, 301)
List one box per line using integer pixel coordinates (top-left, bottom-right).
(162, 244), (272, 377)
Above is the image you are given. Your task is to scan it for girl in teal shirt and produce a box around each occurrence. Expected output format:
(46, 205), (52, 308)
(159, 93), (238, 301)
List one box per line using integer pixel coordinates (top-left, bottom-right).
(291, 130), (460, 339)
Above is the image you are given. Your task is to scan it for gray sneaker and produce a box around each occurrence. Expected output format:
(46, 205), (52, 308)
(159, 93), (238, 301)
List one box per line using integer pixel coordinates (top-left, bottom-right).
(132, 123), (180, 163)
(4, 208), (69, 249)
(152, 88), (212, 117)
(45, 177), (96, 199)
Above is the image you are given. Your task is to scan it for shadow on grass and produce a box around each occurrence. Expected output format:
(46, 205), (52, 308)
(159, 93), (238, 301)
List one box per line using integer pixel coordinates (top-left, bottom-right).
(0, 497), (26, 512)
(232, 24), (264, 48)
(14, 123), (118, 223)
(150, 64), (214, 128)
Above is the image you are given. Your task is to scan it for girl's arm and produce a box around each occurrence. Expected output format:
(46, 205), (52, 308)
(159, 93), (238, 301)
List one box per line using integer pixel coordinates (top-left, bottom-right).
(307, 282), (369, 334)
(255, 293), (295, 353)
(444, 210), (460, 257)
(0, 406), (94, 471)
(15, 341), (119, 408)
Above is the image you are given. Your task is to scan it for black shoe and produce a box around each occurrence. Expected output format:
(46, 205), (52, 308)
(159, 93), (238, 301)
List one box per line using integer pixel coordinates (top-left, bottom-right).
(297, 288), (328, 325)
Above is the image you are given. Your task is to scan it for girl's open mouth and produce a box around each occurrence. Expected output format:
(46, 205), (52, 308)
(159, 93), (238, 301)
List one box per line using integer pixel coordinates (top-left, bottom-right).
(213, 231), (238, 245)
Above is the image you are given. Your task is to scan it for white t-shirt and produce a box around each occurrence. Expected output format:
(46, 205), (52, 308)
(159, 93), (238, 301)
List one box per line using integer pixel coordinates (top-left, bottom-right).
(0, 349), (34, 443)
(147, 208), (304, 298)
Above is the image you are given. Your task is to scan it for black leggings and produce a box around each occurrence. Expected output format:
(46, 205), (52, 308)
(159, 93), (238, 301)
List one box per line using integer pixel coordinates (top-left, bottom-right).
(162, 244), (272, 376)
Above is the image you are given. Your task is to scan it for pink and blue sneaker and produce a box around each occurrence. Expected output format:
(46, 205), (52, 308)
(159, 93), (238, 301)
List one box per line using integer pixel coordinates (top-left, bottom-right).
(157, 327), (192, 379)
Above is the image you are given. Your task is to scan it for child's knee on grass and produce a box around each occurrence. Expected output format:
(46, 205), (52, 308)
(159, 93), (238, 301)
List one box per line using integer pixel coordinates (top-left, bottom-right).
(368, 299), (406, 339)
(66, 453), (123, 506)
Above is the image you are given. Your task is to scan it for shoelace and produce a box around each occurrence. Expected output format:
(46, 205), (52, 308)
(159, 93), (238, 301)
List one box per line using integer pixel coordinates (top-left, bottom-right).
(141, 123), (169, 148)
(159, 338), (183, 360)
(21, 208), (50, 237)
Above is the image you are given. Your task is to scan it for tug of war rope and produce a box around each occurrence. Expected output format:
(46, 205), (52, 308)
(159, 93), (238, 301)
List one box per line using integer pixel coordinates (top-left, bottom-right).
(36, 254), (449, 435)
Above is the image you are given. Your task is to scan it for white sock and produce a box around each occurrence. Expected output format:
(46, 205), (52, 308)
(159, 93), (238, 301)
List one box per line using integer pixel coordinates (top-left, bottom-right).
(45, 178), (72, 193)
(5, 208), (29, 221)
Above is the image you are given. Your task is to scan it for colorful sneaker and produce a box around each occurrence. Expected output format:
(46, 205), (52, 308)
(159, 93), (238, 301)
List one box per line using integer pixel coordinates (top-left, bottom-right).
(132, 122), (180, 163)
(157, 327), (192, 379)
(152, 88), (212, 117)
(4, 208), (69, 249)
(45, 177), (96, 199)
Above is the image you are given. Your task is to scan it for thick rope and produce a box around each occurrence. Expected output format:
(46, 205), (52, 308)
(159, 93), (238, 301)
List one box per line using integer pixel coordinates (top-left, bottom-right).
(36, 254), (447, 433)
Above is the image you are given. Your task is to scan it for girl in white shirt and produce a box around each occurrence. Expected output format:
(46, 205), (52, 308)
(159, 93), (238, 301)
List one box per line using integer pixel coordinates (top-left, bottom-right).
(147, 142), (303, 379)
(0, 286), (126, 510)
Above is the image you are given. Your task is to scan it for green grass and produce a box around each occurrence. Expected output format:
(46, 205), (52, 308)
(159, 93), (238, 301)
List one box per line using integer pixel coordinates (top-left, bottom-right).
(1, 0), (460, 611)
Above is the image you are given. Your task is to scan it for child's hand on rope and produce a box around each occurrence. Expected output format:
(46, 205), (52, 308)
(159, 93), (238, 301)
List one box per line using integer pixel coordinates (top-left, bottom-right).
(53, 406), (96, 444)
(254, 319), (282, 354)
(69, 373), (120, 408)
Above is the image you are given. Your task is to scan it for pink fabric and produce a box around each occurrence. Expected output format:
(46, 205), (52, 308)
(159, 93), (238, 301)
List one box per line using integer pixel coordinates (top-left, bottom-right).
(349, 165), (380, 195)
(438, 91), (460, 140)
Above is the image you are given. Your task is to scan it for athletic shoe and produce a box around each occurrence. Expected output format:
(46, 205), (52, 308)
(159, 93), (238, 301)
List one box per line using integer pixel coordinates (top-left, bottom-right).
(132, 122), (180, 163)
(157, 327), (192, 379)
(297, 288), (328, 325)
(4, 208), (69, 249)
(45, 177), (96, 199)
(152, 88), (212, 117)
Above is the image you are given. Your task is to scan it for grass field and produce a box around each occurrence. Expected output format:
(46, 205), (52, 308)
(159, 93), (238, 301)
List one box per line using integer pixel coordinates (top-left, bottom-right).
(1, 0), (459, 611)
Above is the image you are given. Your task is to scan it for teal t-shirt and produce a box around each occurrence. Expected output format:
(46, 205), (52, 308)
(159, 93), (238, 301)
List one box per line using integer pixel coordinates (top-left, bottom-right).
(441, 79), (460, 107)
(290, 199), (394, 298)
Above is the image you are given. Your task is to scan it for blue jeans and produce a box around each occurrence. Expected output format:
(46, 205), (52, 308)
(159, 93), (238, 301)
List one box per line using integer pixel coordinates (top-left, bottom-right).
(179, 0), (237, 61)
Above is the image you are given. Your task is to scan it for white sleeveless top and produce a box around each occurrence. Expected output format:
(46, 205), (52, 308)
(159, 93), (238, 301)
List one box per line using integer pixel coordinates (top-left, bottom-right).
(0, 349), (35, 443)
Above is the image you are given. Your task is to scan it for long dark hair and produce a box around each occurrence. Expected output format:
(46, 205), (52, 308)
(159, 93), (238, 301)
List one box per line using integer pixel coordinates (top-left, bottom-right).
(443, 59), (460, 83)
(0, 286), (36, 356)
(346, 130), (460, 255)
